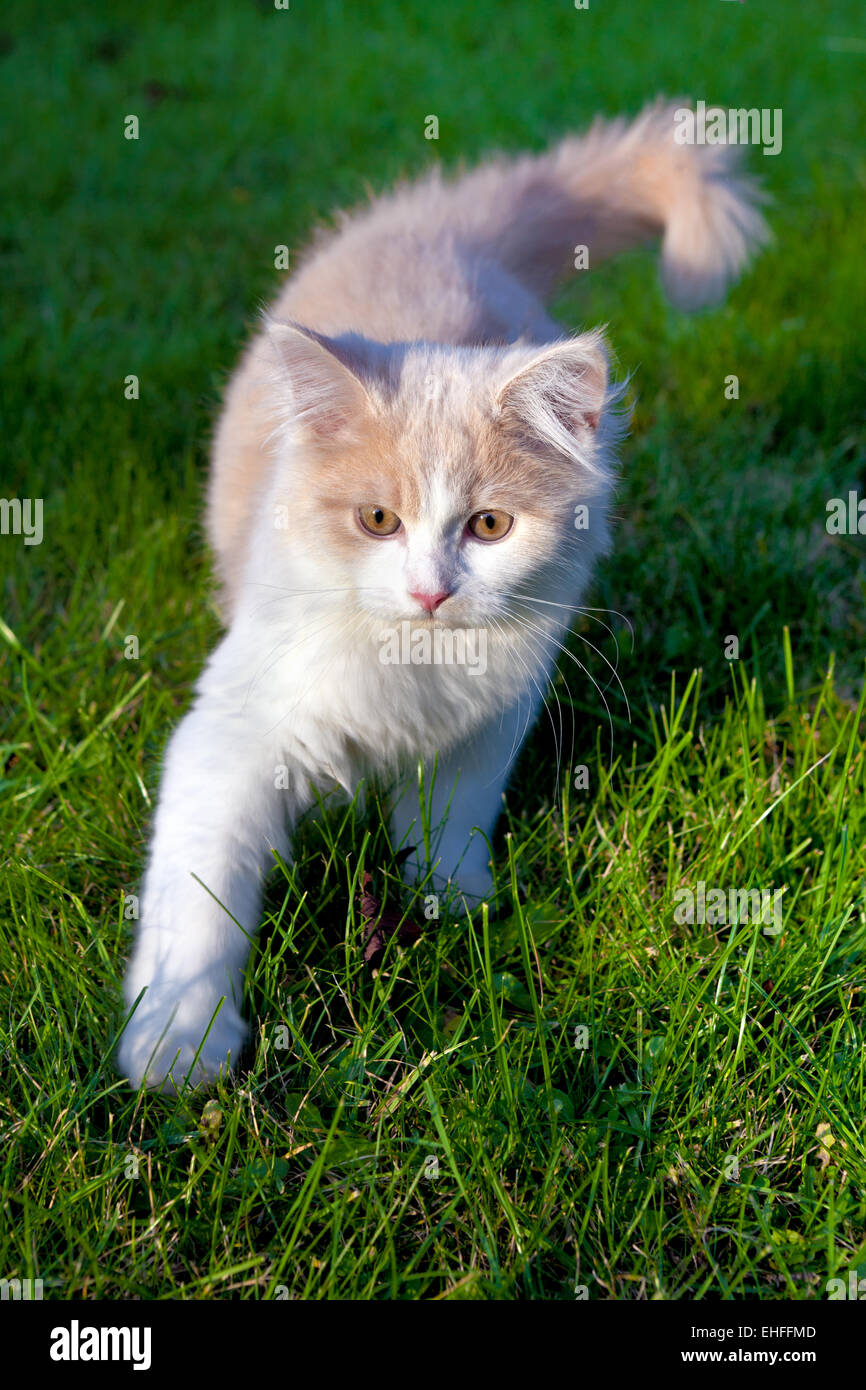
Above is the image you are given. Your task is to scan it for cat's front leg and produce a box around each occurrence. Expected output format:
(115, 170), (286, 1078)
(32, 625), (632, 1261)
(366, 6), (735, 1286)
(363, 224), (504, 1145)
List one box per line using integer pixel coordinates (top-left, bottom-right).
(118, 652), (299, 1091)
(392, 708), (529, 908)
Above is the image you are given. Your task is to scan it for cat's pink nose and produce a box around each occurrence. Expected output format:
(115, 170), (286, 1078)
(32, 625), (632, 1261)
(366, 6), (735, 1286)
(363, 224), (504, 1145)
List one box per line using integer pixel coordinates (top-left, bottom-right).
(410, 590), (450, 613)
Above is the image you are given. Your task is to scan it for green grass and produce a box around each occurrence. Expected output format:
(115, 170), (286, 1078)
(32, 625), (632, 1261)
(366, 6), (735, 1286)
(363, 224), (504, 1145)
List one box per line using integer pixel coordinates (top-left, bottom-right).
(1, 0), (865, 1299)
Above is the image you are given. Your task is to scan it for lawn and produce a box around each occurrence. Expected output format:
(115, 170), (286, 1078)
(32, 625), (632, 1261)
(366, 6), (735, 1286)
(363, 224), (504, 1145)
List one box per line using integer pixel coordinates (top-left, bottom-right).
(1, 0), (865, 1300)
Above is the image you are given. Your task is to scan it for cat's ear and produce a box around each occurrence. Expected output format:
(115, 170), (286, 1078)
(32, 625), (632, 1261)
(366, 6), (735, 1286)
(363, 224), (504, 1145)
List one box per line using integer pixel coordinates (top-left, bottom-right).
(265, 319), (374, 443)
(494, 332), (609, 459)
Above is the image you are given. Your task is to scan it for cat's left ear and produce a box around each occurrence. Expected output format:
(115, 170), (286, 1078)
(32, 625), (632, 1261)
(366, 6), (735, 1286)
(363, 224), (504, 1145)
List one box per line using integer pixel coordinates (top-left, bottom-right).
(494, 331), (609, 457)
(265, 319), (375, 443)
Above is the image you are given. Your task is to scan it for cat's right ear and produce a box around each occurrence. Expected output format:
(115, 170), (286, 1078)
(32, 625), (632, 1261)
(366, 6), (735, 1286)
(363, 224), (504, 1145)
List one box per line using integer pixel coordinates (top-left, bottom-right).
(265, 319), (373, 444)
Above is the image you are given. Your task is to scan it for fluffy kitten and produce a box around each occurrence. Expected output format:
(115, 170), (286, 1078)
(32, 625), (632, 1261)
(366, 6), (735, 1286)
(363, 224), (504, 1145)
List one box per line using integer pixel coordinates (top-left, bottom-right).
(118, 100), (767, 1090)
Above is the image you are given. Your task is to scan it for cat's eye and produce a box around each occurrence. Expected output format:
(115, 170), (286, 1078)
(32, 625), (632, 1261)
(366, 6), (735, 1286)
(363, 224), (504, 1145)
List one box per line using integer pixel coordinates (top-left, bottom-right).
(467, 510), (514, 542)
(358, 504), (402, 537)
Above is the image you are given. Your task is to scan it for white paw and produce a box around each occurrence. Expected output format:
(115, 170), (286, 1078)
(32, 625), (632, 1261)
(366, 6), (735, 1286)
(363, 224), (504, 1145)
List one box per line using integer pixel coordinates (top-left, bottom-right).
(405, 855), (496, 911)
(118, 996), (247, 1093)
(448, 864), (495, 907)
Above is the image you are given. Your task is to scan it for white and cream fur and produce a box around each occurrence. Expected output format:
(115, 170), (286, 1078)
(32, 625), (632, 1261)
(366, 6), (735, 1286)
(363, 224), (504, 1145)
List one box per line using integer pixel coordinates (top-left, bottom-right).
(118, 101), (767, 1089)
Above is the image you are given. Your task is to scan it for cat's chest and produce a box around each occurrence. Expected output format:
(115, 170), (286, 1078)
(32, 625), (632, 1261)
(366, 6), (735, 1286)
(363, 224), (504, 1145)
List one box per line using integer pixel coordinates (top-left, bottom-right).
(273, 620), (541, 759)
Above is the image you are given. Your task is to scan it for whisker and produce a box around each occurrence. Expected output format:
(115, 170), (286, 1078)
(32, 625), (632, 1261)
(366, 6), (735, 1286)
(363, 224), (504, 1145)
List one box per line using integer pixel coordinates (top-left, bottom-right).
(241, 581), (389, 596)
(509, 592), (633, 697)
(502, 606), (618, 767)
(487, 615), (558, 788)
(511, 607), (631, 722)
(486, 616), (528, 775)
(244, 583), (392, 621)
(512, 592), (635, 652)
(263, 608), (377, 738)
(493, 614), (570, 792)
(244, 605), (366, 707)
(501, 619), (579, 792)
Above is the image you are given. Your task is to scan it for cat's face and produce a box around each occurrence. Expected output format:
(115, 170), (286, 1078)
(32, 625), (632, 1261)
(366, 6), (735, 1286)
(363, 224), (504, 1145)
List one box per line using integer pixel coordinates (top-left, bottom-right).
(268, 323), (620, 631)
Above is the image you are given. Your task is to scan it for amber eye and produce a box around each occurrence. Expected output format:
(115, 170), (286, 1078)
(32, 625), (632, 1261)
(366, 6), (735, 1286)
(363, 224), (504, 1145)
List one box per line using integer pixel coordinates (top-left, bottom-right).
(467, 510), (513, 541)
(358, 504), (402, 537)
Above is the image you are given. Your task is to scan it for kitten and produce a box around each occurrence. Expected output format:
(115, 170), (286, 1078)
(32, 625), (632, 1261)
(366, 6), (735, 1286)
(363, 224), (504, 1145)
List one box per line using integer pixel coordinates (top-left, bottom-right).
(118, 100), (767, 1090)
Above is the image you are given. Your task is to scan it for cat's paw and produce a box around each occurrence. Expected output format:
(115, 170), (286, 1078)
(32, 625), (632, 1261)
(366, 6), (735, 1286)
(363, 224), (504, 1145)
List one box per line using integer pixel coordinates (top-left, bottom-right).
(449, 865), (495, 906)
(402, 857), (495, 906)
(118, 997), (247, 1093)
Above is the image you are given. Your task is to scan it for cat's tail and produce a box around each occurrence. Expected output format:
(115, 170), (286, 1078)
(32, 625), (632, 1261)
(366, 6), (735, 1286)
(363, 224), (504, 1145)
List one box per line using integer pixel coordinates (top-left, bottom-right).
(418, 99), (770, 310)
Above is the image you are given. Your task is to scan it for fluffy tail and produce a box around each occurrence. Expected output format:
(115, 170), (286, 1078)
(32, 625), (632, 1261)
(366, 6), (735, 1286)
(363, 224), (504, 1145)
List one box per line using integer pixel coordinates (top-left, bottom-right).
(383, 99), (770, 310)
